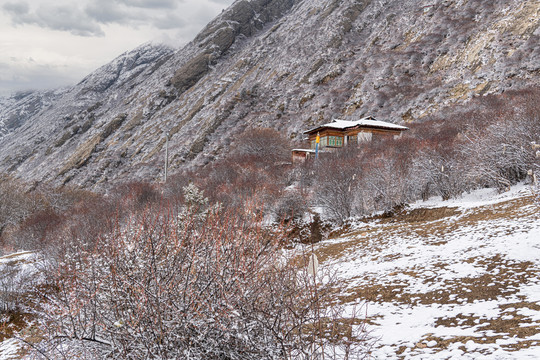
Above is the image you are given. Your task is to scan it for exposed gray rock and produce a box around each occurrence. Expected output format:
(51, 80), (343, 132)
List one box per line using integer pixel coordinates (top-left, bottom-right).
(171, 52), (213, 92)
(1, 0), (539, 190)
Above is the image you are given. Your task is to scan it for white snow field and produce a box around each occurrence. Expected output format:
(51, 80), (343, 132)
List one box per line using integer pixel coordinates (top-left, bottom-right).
(314, 184), (540, 359)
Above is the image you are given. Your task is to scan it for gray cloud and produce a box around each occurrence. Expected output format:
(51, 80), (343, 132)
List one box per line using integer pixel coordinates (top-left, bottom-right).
(2, 1), (30, 15)
(1, 0), (237, 38)
(153, 13), (186, 30)
(0, 59), (79, 95)
(117, 0), (179, 9)
(3, 1), (104, 36)
(35, 4), (104, 36)
(85, 1), (130, 25)
(1, 0), (196, 36)
(0, 0), (236, 95)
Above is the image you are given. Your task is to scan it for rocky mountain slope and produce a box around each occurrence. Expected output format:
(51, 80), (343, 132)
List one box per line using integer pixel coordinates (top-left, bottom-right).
(0, 0), (539, 188)
(0, 89), (66, 139)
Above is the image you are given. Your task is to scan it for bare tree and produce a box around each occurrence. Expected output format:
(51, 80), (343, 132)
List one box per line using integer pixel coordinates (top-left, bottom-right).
(313, 152), (362, 224)
(411, 149), (466, 201)
(460, 112), (539, 191)
(230, 127), (292, 165)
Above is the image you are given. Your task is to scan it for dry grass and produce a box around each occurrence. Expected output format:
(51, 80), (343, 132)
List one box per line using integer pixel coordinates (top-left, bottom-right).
(318, 195), (538, 262)
(307, 191), (540, 356)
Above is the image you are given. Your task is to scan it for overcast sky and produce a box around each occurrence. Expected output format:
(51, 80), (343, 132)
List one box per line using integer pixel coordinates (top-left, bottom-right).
(0, 0), (235, 96)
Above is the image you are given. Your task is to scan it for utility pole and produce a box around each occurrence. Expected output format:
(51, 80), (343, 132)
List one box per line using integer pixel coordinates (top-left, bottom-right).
(164, 131), (169, 183)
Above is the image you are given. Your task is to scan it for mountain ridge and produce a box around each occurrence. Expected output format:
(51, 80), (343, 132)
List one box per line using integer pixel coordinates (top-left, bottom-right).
(1, 0), (539, 189)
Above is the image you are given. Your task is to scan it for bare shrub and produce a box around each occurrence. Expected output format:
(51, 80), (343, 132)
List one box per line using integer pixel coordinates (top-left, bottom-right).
(33, 196), (371, 359)
(7, 209), (64, 251)
(193, 128), (293, 215)
(0, 176), (38, 241)
(230, 127), (292, 165)
(313, 150), (363, 224)
(362, 156), (412, 213)
(411, 149), (466, 201)
(273, 190), (308, 223)
(111, 180), (162, 210)
(460, 98), (540, 191)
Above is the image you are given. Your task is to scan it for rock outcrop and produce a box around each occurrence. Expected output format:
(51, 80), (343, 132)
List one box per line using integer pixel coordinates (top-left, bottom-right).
(0, 0), (539, 189)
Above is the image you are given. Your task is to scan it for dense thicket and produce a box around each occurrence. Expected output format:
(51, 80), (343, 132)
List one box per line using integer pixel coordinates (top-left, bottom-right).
(37, 200), (368, 359)
(1, 180), (369, 359)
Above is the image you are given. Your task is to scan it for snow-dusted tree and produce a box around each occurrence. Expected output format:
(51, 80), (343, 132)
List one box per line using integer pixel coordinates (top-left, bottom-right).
(460, 110), (540, 191)
(191, 127), (293, 217)
(273, 189), (307, 223)
(177, 182), (221, 224)
(362, 155), (413, 213)
(411, 148), (466, 201)
(35, 198), (371, 359)
(313, 152), (362, 224)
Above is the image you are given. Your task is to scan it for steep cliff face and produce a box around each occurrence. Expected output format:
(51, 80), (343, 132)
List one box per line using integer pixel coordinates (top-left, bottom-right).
(1, 0), (539, 188)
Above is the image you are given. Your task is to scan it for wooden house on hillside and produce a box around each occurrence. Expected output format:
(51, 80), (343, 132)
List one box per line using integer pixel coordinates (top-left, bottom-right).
(292, 116), (409, 162)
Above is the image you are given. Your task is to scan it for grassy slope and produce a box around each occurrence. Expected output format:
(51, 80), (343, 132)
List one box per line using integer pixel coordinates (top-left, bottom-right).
(314, 185), (540, 359)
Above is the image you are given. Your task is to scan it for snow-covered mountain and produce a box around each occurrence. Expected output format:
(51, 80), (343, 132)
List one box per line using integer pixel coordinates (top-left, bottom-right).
(1, 0), (539, 188)
(0, 90), (66, 140)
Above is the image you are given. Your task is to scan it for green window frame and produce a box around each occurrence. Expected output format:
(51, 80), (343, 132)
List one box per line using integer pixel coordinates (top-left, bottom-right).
(328, 136), (343, 147)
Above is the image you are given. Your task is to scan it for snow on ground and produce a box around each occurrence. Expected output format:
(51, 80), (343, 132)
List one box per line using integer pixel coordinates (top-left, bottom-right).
(409, 183), (534, 210)
(314, 184), (540, 359)
(0, 338), (21, 360)
(1, 186), (539, 359)
(0, 251), (44, 359)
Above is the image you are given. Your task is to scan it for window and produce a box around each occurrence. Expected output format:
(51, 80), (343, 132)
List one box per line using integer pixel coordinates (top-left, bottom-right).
(328, 136), (343, 147)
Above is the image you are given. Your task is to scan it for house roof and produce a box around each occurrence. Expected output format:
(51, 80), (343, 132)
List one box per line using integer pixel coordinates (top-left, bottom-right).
(304, 116), (409, 135)
(292, 149), (317, 153)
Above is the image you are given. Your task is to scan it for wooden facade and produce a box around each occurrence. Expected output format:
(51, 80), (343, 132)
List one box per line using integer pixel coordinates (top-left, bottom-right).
(303, 117), (408, 151)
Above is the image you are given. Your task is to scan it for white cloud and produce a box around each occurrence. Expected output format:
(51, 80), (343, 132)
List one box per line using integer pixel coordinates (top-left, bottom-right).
(0, 0), (235, 95)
